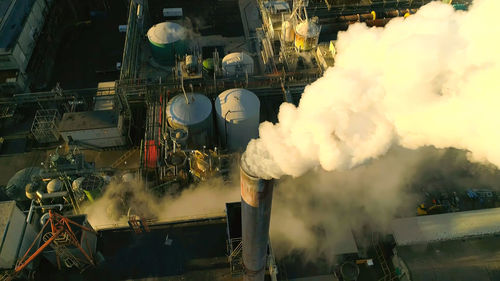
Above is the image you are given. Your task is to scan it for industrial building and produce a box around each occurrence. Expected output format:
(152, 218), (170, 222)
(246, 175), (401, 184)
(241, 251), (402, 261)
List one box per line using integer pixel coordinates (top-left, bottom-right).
(391, 208), (500, 281)
(0, 0), (54, 93)
(0, 0), (483, 281)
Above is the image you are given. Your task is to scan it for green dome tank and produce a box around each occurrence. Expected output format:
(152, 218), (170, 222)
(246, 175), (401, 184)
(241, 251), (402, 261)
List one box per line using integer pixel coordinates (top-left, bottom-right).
(147, 22), (187, 66)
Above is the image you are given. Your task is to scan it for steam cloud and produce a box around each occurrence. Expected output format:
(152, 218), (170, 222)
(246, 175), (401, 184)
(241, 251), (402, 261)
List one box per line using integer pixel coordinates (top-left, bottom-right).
(270, 146), (500, 259)
(83, 175), (239, 228)
(243, 0), (500, 179)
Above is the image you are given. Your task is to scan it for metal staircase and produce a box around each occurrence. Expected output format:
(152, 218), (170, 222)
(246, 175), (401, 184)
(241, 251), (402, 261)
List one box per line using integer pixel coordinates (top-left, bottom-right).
(373, 233), (398, 281)
(111, 146), (139, 168)
(228, 238), (244, 276)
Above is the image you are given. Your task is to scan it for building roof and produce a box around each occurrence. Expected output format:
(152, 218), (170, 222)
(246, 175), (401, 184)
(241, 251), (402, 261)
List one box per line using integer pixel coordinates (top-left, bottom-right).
(391, 208), (500, 246)
(58, 110), (119, 132)
(0, 201), (16, 246)
(0, 0), (35, 50)
(396, 236), (500, 281)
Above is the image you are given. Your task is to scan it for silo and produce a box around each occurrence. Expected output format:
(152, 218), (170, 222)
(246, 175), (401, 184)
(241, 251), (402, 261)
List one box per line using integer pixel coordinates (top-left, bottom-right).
(166, 93), (213, 149)
(294, 20), (320, 51)
(147, 22), (187, 65)
(215, 88), (260, 151)
(222, 52), (254, 76)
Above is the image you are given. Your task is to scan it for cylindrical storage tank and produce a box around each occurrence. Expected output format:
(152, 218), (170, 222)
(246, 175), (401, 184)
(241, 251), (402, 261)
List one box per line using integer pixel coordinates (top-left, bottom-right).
(166, 93), (213, 149)
(5, 167), (42, 201)
(215, 89), (260, 151)
(72, 177), (85, 191)
(281, 20), (295, 43)
(222, 52), (254, 77)
(240, 158), (274, 281)
(294, 20), (320, 51)
(47, 179), (63, 194)
(147, 22), (187, 66)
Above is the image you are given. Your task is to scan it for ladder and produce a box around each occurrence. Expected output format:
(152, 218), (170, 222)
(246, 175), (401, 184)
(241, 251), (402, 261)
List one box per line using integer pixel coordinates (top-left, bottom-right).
(111, 146), (138, 168)
(128, 215), (150, 234)
(372, 233), (398, 281)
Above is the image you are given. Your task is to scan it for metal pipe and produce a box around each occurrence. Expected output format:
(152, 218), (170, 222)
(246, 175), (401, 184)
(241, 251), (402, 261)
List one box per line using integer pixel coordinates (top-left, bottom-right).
(240, 158), (274, 281)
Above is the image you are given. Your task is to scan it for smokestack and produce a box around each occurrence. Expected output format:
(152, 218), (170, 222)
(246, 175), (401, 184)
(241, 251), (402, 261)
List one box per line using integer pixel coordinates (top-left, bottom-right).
(240, 157), (274, 281)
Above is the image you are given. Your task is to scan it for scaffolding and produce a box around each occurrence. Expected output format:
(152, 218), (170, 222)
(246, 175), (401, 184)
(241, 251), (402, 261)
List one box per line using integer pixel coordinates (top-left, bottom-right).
(31, 109), (60, 144)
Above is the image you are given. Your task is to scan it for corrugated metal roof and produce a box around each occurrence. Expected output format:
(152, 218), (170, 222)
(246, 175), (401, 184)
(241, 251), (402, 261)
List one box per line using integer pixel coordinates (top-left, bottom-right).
(392, 208), (500, 246)
(396, 236), (500, 281)
(0, 0), (36, 49)
(0, 201), (16, 247)
(58, 110), (119, 132)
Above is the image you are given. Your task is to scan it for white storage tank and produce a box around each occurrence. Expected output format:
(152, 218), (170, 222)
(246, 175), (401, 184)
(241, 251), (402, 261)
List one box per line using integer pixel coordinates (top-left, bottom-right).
(215, 88), (260, 151)
(47, 179), (63, 193)
(222, 52), (254, 77)
(294, 20), (320, 51)
(72, 177), (85, 191)
(166, 93), (213, 149)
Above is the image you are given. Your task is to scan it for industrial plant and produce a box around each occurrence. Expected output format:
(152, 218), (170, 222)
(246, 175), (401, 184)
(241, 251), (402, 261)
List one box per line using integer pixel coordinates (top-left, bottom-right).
(2, 0), (499, 281)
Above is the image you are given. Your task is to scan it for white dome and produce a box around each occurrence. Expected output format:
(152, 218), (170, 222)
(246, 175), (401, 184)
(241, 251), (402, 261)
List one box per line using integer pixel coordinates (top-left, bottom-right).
(215, 88), (260, 122)
(47, 179), (63, 193)
(72, 177), (85, 191)
(167, 93), (212, 127)
(222, 52), (254, 76)
(295, 21), (320, 37)
(147, 22), (186, 45)
(215, 89), (260, 151)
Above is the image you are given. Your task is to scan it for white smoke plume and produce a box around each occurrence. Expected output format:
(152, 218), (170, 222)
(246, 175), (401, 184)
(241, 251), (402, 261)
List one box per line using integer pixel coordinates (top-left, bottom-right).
(270, 146), (500, 259)
(243, 0), (500, 179)
(83, 175), (239, 228)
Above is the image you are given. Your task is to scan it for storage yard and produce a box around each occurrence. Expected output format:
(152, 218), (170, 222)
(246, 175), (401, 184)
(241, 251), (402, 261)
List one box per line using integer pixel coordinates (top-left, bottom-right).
(2, 0), (499, 281)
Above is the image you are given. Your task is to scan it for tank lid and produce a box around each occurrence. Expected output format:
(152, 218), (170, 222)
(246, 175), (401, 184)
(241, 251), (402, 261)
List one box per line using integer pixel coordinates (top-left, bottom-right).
(167, 93), (212, 126)
(295, 21), (320, 36)
(215, 88), (260, 122)
(147, 22), (186, 44)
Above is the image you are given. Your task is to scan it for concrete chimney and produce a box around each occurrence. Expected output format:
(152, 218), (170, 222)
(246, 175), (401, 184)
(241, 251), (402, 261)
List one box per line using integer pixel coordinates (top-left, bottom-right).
(240, 159), (274, 281)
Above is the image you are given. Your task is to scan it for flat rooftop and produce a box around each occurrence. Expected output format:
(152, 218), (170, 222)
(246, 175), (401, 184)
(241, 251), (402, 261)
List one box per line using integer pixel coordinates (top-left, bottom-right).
(36, 217), (233, 280)
(392, 207), (500, 246)
(397, 236), (500, 281)
(59, 110), (120, 132)
(0, 0), (35, 50)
